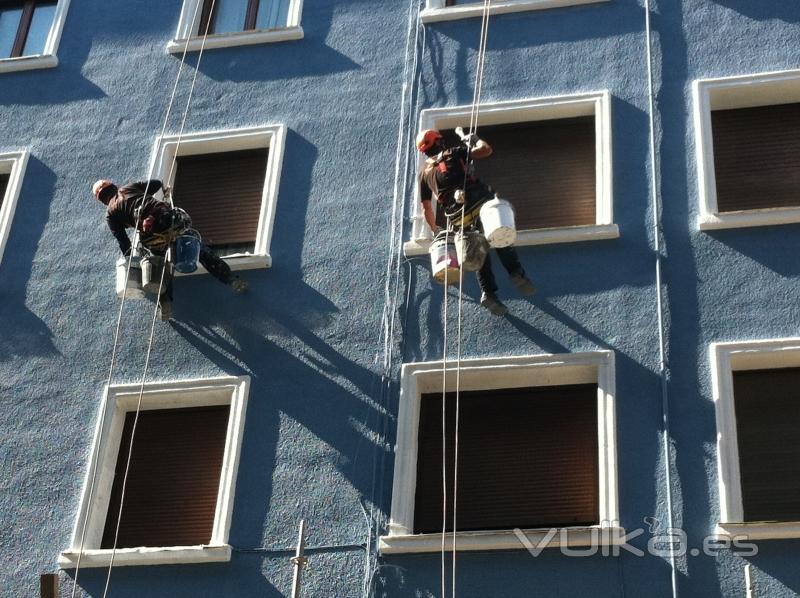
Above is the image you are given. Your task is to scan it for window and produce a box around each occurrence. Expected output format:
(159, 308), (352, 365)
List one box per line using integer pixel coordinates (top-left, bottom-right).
(421, 0), (609, 24)
(381, 352), (621, 554)
(0, 151), (29, 267)
(60, 376), (249, 568)
(711, 340), (800, 540)
(151, 125), (286, 271)
(694, 69), (800, 230)
(169, 0), (303, 53)
(0, 0), (70, 73)
(405, 92), (616, 256)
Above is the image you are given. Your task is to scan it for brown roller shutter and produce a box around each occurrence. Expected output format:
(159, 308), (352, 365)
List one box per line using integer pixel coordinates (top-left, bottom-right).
(414, 384), (599, 534)
(0, 172), (9, 208)
(100, 405), (231, 549)
(173, 148), (269, 250)
(733, 368), (800, 522)
(711, 103), (800, 213)
(437, 118), (596, 230)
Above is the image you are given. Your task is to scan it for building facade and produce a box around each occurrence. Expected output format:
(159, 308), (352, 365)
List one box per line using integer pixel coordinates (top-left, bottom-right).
(1, 0), (800, 596)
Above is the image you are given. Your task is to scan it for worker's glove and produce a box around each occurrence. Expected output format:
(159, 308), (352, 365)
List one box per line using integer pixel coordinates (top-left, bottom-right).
(455, 126), (479, 148)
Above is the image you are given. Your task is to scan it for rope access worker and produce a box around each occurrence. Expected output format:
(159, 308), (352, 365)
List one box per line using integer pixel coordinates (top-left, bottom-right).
(417, 128), (535, 316)
(93, 179), (248, 320)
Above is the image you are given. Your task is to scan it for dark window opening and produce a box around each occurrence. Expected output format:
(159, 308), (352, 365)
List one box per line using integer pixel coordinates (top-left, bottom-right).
(100, 405), (231, 549)
(711, 102), (800, 213)
(0, 0), (57, 59)
(414, 384), (599, 534)
(0, 172), (9, 210)
(172, 147), (269, 257)
(200, 0), (291, 35)
(733, 367), (800, 522)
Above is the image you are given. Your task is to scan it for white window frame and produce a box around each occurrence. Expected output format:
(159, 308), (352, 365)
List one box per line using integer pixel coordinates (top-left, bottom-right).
(421, 0), (609, 24)
(711, 339), (800, 541)
(404, 92), (617, 256)
(694, 69), (800, 231)
(167, 0), (304, 53)
(59, 375), (250, 568)
(380, 351), (622, 554)
(0, 0), (71, 74)
(0, 150), (29, 266)
(149, 124), (286, 272)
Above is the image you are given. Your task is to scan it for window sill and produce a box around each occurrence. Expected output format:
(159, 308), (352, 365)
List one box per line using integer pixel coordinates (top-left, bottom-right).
(175, 253), (271, 277)
(403, 223), (619, 256)
(167, 26), (303, 53)
(0, 54), (58, 74)
(379, 525), (625, 554)
(59, 544), (231, 568)
(717, 522), (800, 541)
(698, 207), (800, 231)
(420, 0), (609, 24)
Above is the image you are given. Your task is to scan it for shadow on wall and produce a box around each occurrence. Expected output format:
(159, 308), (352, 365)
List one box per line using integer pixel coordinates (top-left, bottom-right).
(0, 156), (60, 361)
(712, 0), (800, 23)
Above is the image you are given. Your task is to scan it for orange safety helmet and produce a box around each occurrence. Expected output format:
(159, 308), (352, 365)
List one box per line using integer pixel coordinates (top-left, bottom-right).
(416, 129), (443, 153)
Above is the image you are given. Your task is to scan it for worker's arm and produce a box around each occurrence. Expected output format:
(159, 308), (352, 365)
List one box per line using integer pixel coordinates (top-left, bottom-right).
(123, 179), (163, 196)
(421, 200), (440, 235)
(106, 212), (132, 255)
(469, 139), (492, 160)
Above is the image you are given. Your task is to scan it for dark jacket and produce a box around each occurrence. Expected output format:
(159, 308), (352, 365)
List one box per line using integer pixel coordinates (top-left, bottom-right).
(106, 180), (166, 254)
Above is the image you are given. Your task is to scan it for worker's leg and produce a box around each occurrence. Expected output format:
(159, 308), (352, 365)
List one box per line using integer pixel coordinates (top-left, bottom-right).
(199, 245), (248, 292)
(475, 256), (507, 316)
(495, 245), (525, 277)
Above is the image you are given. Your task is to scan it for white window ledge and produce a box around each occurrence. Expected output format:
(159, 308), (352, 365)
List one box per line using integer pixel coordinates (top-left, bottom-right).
(380, 525), (626, 555)
(59, 544), (231, 568)
(421, 0), (609, 23)
(167, 27), (303, 53)
(716, 523), (800, 541)
(698, 207), (800, 231)
(0, 54), (58, 74)
(403, 223), (619, 256)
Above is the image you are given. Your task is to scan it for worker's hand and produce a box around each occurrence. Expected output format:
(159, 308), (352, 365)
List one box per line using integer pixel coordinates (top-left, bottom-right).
(162, 186), (172, 199)
(455, 126), (479, 147)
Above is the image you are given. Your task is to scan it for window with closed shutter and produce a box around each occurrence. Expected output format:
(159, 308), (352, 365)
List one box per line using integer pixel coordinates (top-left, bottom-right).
(436, 117), (596, 231)
(711, 103), (800, 213)
(100, 405), (231, 549)
(733, 368), (800, 523)
(414, 384), (599, 534)
(172, 148), (269, 256)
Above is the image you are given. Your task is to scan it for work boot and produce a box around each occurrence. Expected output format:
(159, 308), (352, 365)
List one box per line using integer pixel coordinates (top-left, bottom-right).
(231, 277), (249, 293)
(157, 298), (173, 321)
(510, 273), (536, 296)
(480, 292), (508, 316)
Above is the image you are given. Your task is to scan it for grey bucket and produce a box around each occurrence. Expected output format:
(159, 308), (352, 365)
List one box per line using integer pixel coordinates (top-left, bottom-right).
(455, 230), (489, 271)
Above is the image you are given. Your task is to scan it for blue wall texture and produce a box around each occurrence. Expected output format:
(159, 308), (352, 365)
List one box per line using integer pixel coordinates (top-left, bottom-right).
(1, 0), (800, 596)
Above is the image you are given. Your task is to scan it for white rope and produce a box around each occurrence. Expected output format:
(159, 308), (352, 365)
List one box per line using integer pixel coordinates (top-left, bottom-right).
(99, 2), (219, 595)
(68, 1), (207, 595)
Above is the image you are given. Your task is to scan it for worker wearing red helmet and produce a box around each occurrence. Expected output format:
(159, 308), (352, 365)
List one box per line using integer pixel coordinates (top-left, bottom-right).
(416, 128), (534, 315)
(93, 178), (248, 320)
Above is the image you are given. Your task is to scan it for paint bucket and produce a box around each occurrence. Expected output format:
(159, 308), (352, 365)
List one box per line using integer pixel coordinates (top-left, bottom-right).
(141, 254), (173, 294)
(479, 197), (516, 248)
(115, 255), (146, 300)
(174, 229), (202, 274)
(455, 230), (489, 271)
(429, 232), (460, 286)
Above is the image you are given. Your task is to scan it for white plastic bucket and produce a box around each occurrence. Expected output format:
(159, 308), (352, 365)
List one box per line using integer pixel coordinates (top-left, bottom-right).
(141, 254), (173, 294)
(429, 235), (460, 286)
(115, 256), (146, 300)
(479, 197), (516, 248)
(455, 230), (489, 272)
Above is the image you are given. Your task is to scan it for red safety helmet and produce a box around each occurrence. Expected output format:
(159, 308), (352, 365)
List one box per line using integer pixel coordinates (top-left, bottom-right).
(416, 129), (443, 153)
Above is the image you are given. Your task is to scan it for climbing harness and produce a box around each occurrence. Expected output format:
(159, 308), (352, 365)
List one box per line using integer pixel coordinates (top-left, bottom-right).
(69, 0), (219, 595)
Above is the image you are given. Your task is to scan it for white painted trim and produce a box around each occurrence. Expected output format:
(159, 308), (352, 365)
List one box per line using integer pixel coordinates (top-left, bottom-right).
(150, 124), (286, 271)
(384, 352), (617, 551)
(380, 525), (625, 554)
(408, 92), (614, 251)
(717, 522), (800, 541)
(169, 0), (304, 52)
(0, 0), (71, 73)
(711, 338), (800, 535)
(0, 150), (30, 266)
(61, 376), (250, 568)
(694, 69), (800, 231)
(421, 0), (609, 23)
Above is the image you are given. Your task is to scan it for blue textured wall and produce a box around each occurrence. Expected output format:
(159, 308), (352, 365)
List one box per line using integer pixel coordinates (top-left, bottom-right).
(2, 0), (800, 596)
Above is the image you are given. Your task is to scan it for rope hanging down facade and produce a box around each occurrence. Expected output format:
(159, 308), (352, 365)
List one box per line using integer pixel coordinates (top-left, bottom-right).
(441, 2), (492, 597)
(69, 1), (218, 595)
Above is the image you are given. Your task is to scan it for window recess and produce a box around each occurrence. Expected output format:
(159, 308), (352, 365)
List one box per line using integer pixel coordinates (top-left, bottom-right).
(0, 0), (68, 73)
(421, 0), (610, 24)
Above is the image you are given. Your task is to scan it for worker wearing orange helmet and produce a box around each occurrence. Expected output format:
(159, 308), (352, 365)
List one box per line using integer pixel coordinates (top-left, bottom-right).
(416, 128), (534, 316)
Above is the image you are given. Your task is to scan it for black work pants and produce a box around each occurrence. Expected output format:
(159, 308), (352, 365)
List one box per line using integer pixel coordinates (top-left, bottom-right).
(198, 245), (235, 285)
(472, 217), (524, 294)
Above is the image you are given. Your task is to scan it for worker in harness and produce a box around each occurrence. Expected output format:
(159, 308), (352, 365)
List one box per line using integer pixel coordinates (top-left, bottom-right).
(417, 129), (534, 315)
(93, 179), (248, 320)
